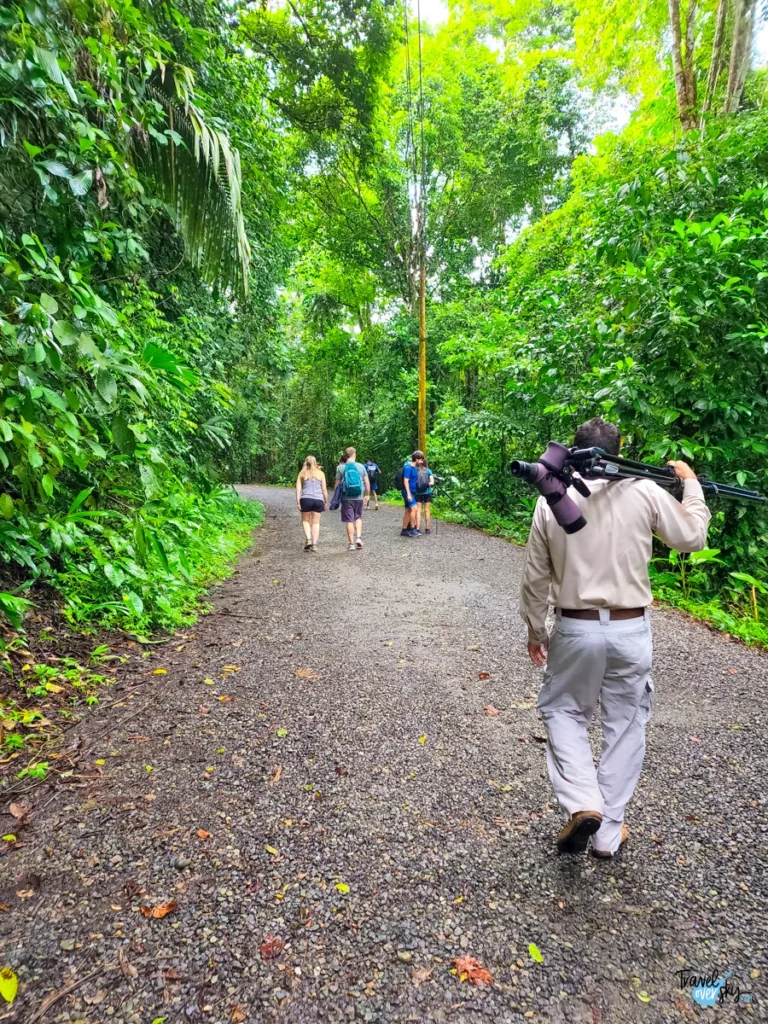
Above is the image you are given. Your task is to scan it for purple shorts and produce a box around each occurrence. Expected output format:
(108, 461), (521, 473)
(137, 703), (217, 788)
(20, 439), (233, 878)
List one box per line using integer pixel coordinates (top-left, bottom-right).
(340, 499), (364, 523)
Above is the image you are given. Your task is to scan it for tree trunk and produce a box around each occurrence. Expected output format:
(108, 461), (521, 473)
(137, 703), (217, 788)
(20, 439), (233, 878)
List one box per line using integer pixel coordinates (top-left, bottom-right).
(668, 0), (698, 130)
(702, 0), (728, 116)
(724, 0), (756, 113)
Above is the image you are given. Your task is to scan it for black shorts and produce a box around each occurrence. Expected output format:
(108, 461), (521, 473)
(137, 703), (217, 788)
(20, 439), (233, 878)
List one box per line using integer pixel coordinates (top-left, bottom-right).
(300, 498), (324, 513)
(416, 494), (431, 504)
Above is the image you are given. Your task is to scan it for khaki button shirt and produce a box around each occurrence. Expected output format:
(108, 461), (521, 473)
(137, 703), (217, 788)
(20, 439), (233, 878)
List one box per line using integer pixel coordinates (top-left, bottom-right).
(519, 476), (711, 643)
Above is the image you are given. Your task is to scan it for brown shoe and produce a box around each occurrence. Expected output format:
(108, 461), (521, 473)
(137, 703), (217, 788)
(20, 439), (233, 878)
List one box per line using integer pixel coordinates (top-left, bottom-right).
(591, 823), (629, 860)
(556, 811), (603, 854)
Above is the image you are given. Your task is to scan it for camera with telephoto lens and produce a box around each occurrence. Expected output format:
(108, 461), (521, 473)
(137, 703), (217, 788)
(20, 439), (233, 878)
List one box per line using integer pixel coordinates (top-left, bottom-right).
(510, 441), (767, 535)
(509, 442), (589, 534)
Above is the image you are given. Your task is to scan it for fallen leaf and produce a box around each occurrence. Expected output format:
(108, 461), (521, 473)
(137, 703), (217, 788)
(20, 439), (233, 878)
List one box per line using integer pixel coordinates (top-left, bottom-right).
(45, 682), (63, 693)
(152, 668), (167, 675)
(528, 943), (544, 963)
(259, 934), (284, 960)
(204, 678), (215, 685)
(451, 956), (493, 986)
(265, 845), (279, 856)
(418, 734), (427, 745)
(0, 904), (7, 912)
(296, 668), (318, 679)
(688, 736), (701, 743)
(16, 890), (35, 899)
(145, 765), (153, 772)
(276, 728), (287, 738)
(411, 967), (433, 986)
(231, 1006), (247, 1023)
(637, 991), (651, 1003)
(199, 707), (210, 714)
(2, 835), (16, 844)
(8, 804), (28, 819)
(484, 706), (499, 716)
(0, 967), (18, 1004)
(727, 668), (738, 674)
(335, 882), (350, 894)
(218, 695), (233, 702)
(222, 665), (242, 672)
(478, 672), (490, 680)
(95, 759), (106, 766)
(197, 829), (211, 840)
(684, 814), (699, 823)
(139, 899), (177, 919)
(271, 765), (282, 784)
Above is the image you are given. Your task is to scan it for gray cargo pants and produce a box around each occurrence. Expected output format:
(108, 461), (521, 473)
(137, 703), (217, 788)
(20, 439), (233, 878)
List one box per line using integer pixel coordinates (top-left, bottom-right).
(537, 610), (654, 854)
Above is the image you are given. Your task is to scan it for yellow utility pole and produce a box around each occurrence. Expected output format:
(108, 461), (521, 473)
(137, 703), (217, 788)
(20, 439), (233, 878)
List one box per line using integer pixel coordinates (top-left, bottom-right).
(418, 246), (427, 454)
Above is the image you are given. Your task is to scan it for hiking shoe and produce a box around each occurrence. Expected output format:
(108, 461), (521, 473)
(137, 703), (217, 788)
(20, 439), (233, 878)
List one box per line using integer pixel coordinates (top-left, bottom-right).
(310, 545), (318, 553)
(591, 824), (629, 860)
(348, 543), (356, 551)
(355, 538), (364, 548)
(425, 528), (431, 534)
(409, 529), (421, 537)
(401, 529), (412, 537)
(303, 543), (312, 551)
(556, 811), (603, 854)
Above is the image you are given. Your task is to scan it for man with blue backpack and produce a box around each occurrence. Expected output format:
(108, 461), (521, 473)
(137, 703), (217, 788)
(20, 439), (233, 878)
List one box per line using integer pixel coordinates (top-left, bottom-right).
(335, 447), (370, 550)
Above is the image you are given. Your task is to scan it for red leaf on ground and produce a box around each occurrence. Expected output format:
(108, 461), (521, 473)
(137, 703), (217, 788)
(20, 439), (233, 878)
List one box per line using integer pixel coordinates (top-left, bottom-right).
(197, 829), (211, 840)
(139, 898), (177, 919)
(452, 955), (493, 986)
(199, 706), (210, 714)
(259, 934), (285, 960)
(483, 706), (499, 716)
(478, 672), (490, 680)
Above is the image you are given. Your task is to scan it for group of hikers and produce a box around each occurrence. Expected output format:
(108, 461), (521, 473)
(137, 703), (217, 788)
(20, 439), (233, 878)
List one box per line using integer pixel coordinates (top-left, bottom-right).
(294, 447), (435, 551)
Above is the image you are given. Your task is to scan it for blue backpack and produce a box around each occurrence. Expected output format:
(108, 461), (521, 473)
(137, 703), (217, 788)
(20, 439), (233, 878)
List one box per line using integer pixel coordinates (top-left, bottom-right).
(342, 461), (364, 498)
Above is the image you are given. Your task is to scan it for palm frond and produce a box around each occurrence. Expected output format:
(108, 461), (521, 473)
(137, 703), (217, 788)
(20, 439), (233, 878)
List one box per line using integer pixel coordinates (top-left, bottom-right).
(136, 79), (251, 298)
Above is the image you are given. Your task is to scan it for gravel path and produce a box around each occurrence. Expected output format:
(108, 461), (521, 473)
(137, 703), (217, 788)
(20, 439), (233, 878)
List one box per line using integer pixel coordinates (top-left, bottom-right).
(1, 485), (766, 1023)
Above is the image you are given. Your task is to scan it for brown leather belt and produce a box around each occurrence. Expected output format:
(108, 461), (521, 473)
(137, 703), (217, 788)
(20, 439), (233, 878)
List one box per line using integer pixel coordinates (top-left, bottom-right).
(559, 607), (645, 621)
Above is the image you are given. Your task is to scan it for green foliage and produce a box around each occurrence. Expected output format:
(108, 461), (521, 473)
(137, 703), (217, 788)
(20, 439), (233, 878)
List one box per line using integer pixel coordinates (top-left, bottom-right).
(0, 0), (284, 631)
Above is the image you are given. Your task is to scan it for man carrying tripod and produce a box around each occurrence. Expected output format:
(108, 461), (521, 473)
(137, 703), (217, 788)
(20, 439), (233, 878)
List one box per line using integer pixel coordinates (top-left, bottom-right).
(519, 418), (710, 858)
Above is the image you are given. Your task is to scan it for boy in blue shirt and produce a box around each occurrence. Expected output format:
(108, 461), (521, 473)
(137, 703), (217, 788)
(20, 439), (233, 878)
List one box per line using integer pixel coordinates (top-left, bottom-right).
(363, 459), (381, 511)
(400, 451), (422, 537)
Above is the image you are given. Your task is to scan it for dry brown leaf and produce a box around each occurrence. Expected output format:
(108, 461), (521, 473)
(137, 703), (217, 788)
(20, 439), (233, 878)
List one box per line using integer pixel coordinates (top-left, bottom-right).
(296, 668), (318, 680)
(118, 945), (138, 980)
(199, 706), (210, 714)
(139, 898), (177, 919)
(483, 706), (499, 716)
(452, 956), (493, 987)
(259, 934), (285, 960)
(197, 829), (211, 840)
(411, 967), (433, 986)
(688, 736), (701, 743)
(8, 803), (28, 819)
(478, 672), (490, 680)
(231, 1006), (247, 1024)
(16, 889), (35, 899)
(221, 664), (242, 672)
(271, 765), (282, 785)
(0, 903), (7, 911)
(219, 695), (233, 702)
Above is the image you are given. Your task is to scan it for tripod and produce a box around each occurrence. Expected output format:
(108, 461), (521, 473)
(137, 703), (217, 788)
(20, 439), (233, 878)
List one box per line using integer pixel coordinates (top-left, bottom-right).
(569, 448), (767, 502)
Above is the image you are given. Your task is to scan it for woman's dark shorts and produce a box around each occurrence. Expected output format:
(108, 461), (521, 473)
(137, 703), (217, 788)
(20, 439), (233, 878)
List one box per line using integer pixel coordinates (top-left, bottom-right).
(300, 498), (325, 513)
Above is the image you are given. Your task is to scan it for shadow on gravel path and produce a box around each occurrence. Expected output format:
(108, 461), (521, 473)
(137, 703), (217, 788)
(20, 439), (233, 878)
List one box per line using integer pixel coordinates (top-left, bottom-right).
(1, 485), (766, 1023)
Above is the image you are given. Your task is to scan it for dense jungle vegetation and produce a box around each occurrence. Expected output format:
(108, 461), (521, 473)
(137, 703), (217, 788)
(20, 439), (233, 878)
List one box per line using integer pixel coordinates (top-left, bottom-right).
(2, 0), (768, 647)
